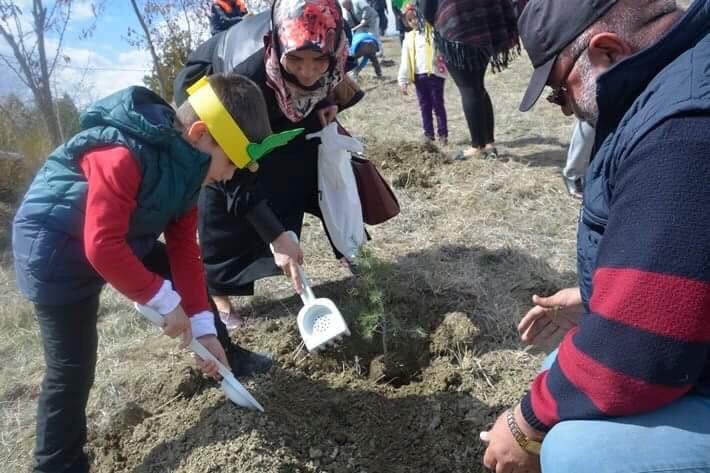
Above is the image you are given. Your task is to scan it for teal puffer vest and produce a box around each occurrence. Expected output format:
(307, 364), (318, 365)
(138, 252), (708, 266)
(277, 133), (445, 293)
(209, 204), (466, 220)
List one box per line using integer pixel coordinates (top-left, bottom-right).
(13, 86), (210, 304)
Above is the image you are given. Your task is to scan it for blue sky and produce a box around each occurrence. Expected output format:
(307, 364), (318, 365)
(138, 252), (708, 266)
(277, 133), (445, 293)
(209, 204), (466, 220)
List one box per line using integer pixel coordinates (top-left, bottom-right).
(0, 1), (171, 105)
(0, 0), (399, 106)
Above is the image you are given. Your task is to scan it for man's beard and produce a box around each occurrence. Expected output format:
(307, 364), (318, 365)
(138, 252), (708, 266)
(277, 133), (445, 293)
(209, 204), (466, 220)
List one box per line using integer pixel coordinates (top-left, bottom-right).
(570, 52), (600, 126)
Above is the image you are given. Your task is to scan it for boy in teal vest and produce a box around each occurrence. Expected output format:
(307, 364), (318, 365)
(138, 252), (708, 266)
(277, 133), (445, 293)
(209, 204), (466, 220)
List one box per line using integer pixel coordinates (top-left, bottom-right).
(12, 73), (293, 473)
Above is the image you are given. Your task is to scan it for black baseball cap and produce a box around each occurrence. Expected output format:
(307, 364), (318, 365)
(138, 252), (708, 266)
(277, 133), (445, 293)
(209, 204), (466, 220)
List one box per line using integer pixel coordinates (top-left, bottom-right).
(518, 0), (618, 112)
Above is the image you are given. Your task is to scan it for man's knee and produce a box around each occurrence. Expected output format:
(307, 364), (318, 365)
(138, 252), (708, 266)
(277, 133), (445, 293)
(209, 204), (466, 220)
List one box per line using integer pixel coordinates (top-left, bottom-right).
(540, 421), (597, 473)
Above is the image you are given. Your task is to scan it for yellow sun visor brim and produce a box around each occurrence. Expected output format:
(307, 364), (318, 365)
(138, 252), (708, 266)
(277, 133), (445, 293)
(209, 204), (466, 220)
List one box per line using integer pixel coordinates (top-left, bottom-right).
(186, 76), (251, 169)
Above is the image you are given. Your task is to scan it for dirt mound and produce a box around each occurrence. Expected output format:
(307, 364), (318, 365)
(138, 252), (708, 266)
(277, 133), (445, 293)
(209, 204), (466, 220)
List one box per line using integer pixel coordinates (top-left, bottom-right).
(430, 312), (481, 355)
(87, 271), (496, 473)
(90, 361), (495, 473)
(364, 140), (447, 189)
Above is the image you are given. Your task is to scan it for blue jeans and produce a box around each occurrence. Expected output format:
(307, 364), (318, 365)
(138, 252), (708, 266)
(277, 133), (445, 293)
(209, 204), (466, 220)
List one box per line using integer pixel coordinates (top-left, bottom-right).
(540, 351), (710, 473)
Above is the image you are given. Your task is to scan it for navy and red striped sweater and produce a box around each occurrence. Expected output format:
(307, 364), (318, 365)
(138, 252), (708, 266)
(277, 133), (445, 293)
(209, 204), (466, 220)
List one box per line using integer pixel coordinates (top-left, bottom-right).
(521, 115), (710, 431)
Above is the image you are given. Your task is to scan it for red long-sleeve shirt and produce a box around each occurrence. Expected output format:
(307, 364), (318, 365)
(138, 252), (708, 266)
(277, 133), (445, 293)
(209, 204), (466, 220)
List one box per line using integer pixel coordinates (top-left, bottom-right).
(79, 145), (210, 316)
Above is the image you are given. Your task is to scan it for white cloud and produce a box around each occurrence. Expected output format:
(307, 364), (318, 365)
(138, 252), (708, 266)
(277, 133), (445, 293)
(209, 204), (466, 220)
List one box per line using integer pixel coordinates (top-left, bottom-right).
(51, 46), (153, 106)
(72, 0), (96, 21)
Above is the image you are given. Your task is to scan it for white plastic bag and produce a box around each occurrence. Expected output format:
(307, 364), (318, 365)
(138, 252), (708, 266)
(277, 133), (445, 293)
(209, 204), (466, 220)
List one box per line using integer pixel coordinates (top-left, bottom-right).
(306, 123), (366, 262)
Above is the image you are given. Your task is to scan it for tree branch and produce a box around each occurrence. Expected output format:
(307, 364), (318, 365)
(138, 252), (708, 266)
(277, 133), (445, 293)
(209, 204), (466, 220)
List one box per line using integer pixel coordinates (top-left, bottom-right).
(130, 0), (168, 98)
(0, 21), (38, 90)
(48, 0), (72, 76)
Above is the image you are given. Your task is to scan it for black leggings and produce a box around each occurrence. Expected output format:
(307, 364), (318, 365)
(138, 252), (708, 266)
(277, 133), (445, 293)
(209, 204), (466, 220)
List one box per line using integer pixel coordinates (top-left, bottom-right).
(446, 58), (494, 148)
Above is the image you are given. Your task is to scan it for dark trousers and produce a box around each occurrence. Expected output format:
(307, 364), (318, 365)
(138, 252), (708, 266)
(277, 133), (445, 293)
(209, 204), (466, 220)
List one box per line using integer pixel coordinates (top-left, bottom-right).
(446, 58), (494, 147)
(414, 74), (448, 139)
(353, 42), (382, 77)
(32, 243), (231, 473)
(376, 7), (388, 36)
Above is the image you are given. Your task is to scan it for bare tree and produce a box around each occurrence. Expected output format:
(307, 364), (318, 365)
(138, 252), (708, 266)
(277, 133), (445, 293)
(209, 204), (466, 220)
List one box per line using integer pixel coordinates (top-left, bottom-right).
(129, 0), (169, 98)
(0, 0), (77, 147)
(126, 0), (211, 100)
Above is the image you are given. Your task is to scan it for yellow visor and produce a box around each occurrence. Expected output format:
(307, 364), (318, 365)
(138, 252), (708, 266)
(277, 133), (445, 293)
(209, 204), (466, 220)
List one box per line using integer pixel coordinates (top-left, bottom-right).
(187, 76), (252, 169)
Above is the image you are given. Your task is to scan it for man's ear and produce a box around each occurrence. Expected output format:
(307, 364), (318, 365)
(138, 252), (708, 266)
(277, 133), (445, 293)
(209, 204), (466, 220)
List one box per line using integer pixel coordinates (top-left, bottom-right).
(587, 32), (633, 70)
(186, 120), (209, 144)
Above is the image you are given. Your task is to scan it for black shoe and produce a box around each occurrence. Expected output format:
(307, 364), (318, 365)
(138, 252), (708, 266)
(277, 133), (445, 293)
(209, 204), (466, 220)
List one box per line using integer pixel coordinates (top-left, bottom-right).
(226, 344), (273, 379)
(563, 175), (584, 199)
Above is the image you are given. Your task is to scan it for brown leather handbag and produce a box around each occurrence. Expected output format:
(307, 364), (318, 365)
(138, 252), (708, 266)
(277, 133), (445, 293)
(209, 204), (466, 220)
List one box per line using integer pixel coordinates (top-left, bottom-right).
(350, 154), (400, 225)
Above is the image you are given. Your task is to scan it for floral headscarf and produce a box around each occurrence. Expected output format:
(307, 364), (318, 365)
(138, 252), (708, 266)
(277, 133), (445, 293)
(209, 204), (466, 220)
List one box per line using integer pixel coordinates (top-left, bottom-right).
(265, 0), (348, 122)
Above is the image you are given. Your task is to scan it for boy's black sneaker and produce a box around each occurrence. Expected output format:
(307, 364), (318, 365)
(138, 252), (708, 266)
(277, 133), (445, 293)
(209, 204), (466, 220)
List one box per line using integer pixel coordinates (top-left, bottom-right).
(226, 344), (273, 379)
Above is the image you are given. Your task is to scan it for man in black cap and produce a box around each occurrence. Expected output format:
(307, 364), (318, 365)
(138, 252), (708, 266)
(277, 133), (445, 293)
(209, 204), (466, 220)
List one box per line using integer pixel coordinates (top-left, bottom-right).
(478, 0), (710, 472)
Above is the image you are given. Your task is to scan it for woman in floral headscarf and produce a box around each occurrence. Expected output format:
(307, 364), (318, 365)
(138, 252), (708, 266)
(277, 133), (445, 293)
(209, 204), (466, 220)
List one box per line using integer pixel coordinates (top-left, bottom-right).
(174, 0), (363, 359)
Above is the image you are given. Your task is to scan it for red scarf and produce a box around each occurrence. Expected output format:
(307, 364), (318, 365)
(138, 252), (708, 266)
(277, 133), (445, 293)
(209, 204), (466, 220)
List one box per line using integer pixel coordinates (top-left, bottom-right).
(265, 0), (348, 123)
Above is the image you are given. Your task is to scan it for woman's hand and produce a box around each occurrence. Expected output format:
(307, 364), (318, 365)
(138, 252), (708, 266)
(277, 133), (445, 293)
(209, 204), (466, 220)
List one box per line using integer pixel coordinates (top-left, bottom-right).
(163, 305), (192, 349)
(316, 104), (338, 127)
(400, 84), (409, 95)
(518, 287), (583, 348)
(271, 231), (305, 293)
(193, 335), (230, 379)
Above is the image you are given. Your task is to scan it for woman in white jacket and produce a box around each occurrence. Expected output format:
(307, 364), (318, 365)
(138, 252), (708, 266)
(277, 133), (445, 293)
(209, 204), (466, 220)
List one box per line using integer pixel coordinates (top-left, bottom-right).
(398, 4), (448, 145)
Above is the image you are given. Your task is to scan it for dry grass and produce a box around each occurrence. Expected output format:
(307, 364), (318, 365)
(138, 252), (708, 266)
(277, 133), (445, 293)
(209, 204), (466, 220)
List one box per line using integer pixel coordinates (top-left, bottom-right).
(0, 37), (581, 472)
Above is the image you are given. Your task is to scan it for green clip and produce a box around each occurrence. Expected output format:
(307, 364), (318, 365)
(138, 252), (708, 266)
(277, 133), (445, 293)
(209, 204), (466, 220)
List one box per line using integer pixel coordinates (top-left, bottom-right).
(246, 128), (305, 162)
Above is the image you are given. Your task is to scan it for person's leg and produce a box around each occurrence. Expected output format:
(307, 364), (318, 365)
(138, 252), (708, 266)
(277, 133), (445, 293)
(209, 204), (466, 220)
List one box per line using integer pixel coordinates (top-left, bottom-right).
(446, 58), (493, 156)
(378, 8), (387, 36)
(539, 349), (710, 472)
(414, 75), (435, 140)
(34, 294), (100, 473)
(479, 62), (496, 152)
(541, 395), (710, 473)
(430, 76), (448, 143)
(369, 52), (383, 77)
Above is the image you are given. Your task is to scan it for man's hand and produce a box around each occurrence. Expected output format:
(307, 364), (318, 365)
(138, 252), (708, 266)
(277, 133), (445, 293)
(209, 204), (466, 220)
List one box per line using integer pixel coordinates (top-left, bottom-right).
(518, 287), (583, 348)
(316, 104), (338, 127)
(481, 405), (542, 473)
(271, 231), (305, 293)
(400, 84), (409, 95)
(163, 305), (192, 349)
(193, 335), (231, 379)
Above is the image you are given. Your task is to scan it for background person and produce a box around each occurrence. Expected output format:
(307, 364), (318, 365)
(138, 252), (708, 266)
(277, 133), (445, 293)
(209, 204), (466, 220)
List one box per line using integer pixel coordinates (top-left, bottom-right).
(174, 0), (363, 334)
(420, 0), (520, 160)
(481, 0), (710, 471)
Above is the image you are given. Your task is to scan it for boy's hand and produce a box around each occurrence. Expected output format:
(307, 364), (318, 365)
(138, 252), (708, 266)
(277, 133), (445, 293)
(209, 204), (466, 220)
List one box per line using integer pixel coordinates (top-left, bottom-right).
(271, 232), (305, 293)
(193, 335), (230, 379)
(518, 287), (583, 347)
(163, 306), (192, 349)
(400, 84), (408, 95)
(317, 104), (338, 127)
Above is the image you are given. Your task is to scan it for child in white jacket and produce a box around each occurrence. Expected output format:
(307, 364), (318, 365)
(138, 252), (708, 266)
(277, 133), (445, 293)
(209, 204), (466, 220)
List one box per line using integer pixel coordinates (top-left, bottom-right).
(398, 4), (448, 144)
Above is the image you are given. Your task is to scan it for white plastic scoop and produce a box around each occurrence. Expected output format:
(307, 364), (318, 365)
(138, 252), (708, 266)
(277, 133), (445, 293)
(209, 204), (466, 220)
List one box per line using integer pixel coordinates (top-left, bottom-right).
(134, 303), (264, 412)
(272, 231), (351, 352)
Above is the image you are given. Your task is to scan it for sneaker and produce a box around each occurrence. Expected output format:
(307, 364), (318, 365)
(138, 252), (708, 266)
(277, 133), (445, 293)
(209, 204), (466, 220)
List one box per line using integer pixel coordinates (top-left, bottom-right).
(438, 136), (448, 146)
(226, 344), (274, 379)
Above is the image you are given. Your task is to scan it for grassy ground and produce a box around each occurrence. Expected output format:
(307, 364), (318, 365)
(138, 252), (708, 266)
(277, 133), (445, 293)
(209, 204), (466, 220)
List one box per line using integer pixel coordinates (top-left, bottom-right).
(0, 37), (581, 472)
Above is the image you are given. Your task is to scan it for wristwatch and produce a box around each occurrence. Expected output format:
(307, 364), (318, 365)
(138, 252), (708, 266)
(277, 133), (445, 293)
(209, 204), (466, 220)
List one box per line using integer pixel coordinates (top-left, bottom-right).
(506, 409), (542, 455)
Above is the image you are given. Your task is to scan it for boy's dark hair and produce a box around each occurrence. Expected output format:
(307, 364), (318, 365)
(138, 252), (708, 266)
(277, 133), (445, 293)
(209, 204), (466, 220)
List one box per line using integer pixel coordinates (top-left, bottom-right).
(176, 72), (272, 143)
